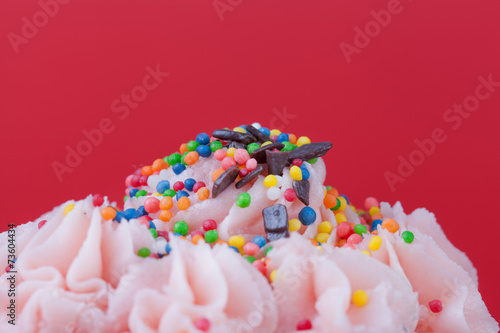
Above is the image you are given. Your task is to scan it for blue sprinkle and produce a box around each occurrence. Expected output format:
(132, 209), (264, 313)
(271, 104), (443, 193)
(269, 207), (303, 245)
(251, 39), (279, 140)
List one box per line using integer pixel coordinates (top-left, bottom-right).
(165, 243), (172, 254)
(228, 246), (240, 253)
(175, 190), (189, 200)
(298, 206), (316, 226)
(372, 219), (383, 231)
(123, 208), (137, 220)
(252, 235), (267, 248)
(259, 127), (271, 137)
(129, 188), (138, 198)
(339, 194), (349, 205)
(156, 180), (170, 193)
(136, 206), (147, 217)
(173, 232), (183, 237)
(196, 144), (212, 158)
(196, 133), (210, 145)
(114, 211), (123, 222)
(172, 163), (186, 175)
(184, 178), (196, 191)
(301, 166), (310, 180)
(276, 133), (289, 143)
(149, 220), (156, 230)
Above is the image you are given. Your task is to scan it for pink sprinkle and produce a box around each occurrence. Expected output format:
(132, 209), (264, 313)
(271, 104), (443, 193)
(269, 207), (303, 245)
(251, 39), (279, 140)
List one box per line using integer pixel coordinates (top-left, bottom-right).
(252, 259), (267, 276)
(93, 194), (104, 207)
(194, 318), (210, 331)
(133, 168), (142, 175)
(214, 149), (227, 161)
(243, 242), (259, 256)
(221, 156), (236, 170)
(347, 233), (362, 245)
(292, 159), (303, 167)
(364, 197), (379, 210)
(125, 174), (133, 187)
(246, 158), (257, 171)
(125, 187), (131, 196)
(284, 188), (296, 202)
(239, 168), (249, 178)
(38, 220), (47, 229)
(203, 219), (217, 231)
(429, 299), (443, 313)
(234, 149), (250, 164)
(157, 231), (169, 241)
(336, 222), (353, 239)
(343, 243), (356, 249)
(131, 175), (141, 187)
(144, 197), (160, 213)
(139, 175), (149, 186)
(137, 216), (150, 226)
(173, 181), (185, 191)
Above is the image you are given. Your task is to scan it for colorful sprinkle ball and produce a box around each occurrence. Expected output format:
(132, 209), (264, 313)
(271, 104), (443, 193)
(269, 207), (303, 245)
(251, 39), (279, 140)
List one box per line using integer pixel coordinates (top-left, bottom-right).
(352, 290), (368, 307)
(429, 299), (443, 313)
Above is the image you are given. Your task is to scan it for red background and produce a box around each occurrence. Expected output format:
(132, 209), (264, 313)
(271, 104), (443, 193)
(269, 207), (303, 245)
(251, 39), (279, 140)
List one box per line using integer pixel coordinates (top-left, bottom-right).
(1, 0), (499, 322)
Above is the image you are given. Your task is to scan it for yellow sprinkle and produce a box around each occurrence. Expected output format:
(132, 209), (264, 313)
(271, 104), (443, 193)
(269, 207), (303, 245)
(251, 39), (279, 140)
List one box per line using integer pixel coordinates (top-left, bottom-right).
(361, 250), (371, 257)
(317, 246), (323, 253)
(350, 205), (356, 212)
(352, 290), (368, 306)
(226, 147), (236, 158)
(296, 136), (311, 147)
(337, 196), (347, 211)
(315, 233), (330, 243)
(335, 212), (347, 224)
(233, 127), (246, 133)
(263, 175), (278, 188)
(289, 219), (302, 232)
(369, 206), (380, 216)
(368, 235), (382, 251)
(270, 129), (281, 137)
(290, 166), (303, 181)
(64, 203), (75, 216)
(318, 221), (333, 234)
(270, 269), (278, 282)
(228, 236), (245, 249)
(262, 141), (273, 146)
(324, 188), (327, 197)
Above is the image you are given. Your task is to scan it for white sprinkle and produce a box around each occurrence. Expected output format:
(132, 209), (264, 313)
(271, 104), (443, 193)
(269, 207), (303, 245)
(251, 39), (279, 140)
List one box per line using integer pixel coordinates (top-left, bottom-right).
(155, 237), (167, 254)
(275, 175), (283, 188)
(251, 122), (262, 129)
(267, 187), (281, 200)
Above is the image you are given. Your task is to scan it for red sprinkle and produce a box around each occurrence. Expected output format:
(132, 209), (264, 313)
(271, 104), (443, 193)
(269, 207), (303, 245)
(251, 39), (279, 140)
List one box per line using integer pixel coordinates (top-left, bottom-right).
(156, 231), (169, 241)
(336, 222), (353, 239)
(296, 319), (312, 330)
(347, 233), (362, 245)
(252, 259), (267, 276)
(203, 219), (217, 231)
(190, 230), (205, 238)
(173, 181), (185, 191)
(193, 181), (206, 193)
(92, 194), (104, 207)
(139, 175), (149, 186)
(194, 318), (210, 331)
(131, 175), (141, 187)
(292, 159), (303, 167)
(429, 299), (443, 313)
(38, 220), (47, 229)
(239, 168), (249, 178)
(284, 188), (297, 202)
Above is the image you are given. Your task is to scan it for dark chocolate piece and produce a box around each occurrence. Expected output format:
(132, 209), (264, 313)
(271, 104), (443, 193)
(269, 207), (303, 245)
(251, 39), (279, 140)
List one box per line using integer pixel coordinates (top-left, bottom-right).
(245, 124), (273, 143)
(212, 166), (239, 198)
(224, 141), (248, 149)
(235, 165), (264, 189)
(288, 142), (333, 162)
(293, 180), (310, 206)
(212, 129), (257, 145)
(249, 142), (285, 163)
(263, 204), (289, 242)
(266, 150), (291, 175)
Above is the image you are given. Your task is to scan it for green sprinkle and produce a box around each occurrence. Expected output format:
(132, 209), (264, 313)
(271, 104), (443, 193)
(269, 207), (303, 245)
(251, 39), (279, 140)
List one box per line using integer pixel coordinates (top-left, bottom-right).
(210, 141), (223, 152)
(308, 158), (318, 164)
(245, 256), (256, 263)
(330, 198), (341, 211)
(265, 246), (273, 256)
(291, 144), (298, 150)
(236, 193), (251, 208)
(205, 230), (219, 243)
(173, 221), (189, 236)
(247, 142), (260, 154)
(326, 186), (333, 190)
(186, 140), (200, 152)
(401, 231), (414, 244)
(181, 151), (189, 165)
(354, 224), (368, 236)
(138, 247), (151, 257)
(167, 153), (182, 166)
(163, 189), (176, 197)
(135, 190), (148, 198)
(281, 141), (293, 151)
(123, 195), (128, 203)
(150, 228), (158, 238)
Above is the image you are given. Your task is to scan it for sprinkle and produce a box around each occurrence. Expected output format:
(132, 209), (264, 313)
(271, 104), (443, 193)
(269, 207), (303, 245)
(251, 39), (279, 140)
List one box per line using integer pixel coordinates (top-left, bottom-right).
(175, 190), (189, 201)
(252, 235), (267, 248)
(141, 166), (154, 176)
(203, 219), (217, 231)
(64, 203), (75, 216)
(152, 159), (168, 171)
(150, 228), (158, 238)
(159, 210), (172, 222)
(228, 236), (245, 249)
(177, 197), (190, 210)
(263, 175), (278, 188)
(368, 235), (382, 251)
(429, 299), (443, 313)
(135, 189), (147, 198)
(243, 242), (260, 256)
(179, 143), (188, 154)
(270, 269), (278, 282)
(245, 256), (256, 263)
(354, 224), (368, 236)
(235, 165), (264, 188)
(172, 163), (186, 175)
(210, 140), (223, 152)
(369, 206), (380, 216)
(296, 136), (311, 147)
(296, 319), (312, 331)
(156, 180), (170, 194)
(193, 318), (211, 331)
(337, 196), (348, 211)
(289, 218), (302, 232)
(246, 142), (260, 154)
(245, 158), (258, 171)
(38, 220), (47, 229)
(184, 151), (199, 165)
(315, 233), (329, 243)
(267, 187), (281, 200)
(186, 140), (200, 152)
(347, 233), (363, 245)
(364, 197), (379, 210)
(192, 234), (204, 245)
(212, 168), (225, 182)
(137, 247), (151, 257)
(93, 194), (104, 207)
(233, 193), (251, 209)
(196, 133), (210, 145)
(101, 207), (116, 220)
(166, 153), (182, 166)
(371, 219), (383, 231)
(335, 212), (347, 224)
(173, 221), (189, 236)
(331, 197), (341, 211)
(298, 207), (316, 226)
(160, 197), (174, 210)
(284, 188), (297, 202)
(234, 149), (250, 164)
(401, 230), (415, 243)
(226, 147), (236, 158)
(323, 194), (337, 209)
(318, 221), (333, 234)
(382, 218), (399, 233)
(196, 144), (212, 158)
(361, 250), (371, 256)
(204, 230), (218, 243)
(144, 197), (160, 213)
(197, 187), (210, 200)
(192, 181), (206, 193)
(336, 221), (353, 239)
(123, 208), (137, 220)
(290, 165), (303, 181)
(352, 290), (368, 306)
(214, 149), (227, 161)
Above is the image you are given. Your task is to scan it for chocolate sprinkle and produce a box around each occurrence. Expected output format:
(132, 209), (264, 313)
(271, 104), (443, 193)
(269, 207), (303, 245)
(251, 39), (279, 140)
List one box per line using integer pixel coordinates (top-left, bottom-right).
(212, 166), (240, 198)
(262, 204), (289, 242)
(289, 142), (332, 162)
(212, 129), (257, 145)
(235, 165), (264, 189)
(266, 150), (291, 175)
(293, 180), (310, 206)
(249, 142), (285, 163)
(245, 124), (273, 143)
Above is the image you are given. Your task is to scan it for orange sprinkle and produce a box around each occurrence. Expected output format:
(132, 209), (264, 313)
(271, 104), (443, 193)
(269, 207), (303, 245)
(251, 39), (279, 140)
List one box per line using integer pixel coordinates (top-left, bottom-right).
(152, 158), (168, 171)
(159, 210), (172, 222)
(212, 168), (225, 182)
(180, 143), (188, 154)
(192, 234), (204, 244)
(101, 207), (116, 220)
(371, 230), (379, 235)
(177, 197), (191, 210)
(160, 197), (173, 210)
(323, 194), (337, 209)
(178, 236), (187, 241)
(327, 188), (339, 197)
(184, 151), (199, 165)
(141, 165), (154, 176)
(337, 239), (347, 247)
(382, 218), (399, 233)
(371, 213), (384, 221)
(310, 239), (319, 246)
(288, 133), (297, 144)
(215, 239), (227, 245)
(197, 187), (210, 200)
